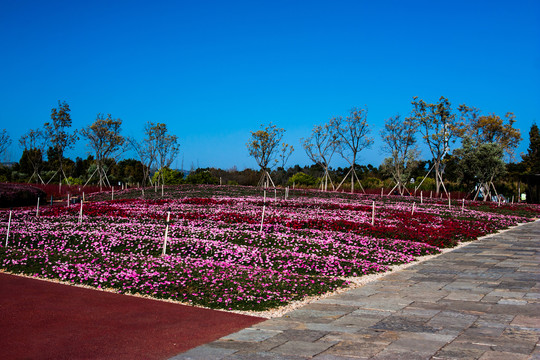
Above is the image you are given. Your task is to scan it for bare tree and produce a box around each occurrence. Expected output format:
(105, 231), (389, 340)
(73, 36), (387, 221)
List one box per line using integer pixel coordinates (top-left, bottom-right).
(127, 122), (159, 188)
(380, 115), (418, 195)
(409, 96), (464, 194)
(302, 122), (339, 191)
(152, 123), (180, 187)
(0, 129), (12, 162)
(44, 101), (78, 184)
(332, 107), (374, 193)
(80, 114), (125, 188)
(19, 129), (46, 183)
(247, 123), (285, 188)
(279, 143), (294, 170)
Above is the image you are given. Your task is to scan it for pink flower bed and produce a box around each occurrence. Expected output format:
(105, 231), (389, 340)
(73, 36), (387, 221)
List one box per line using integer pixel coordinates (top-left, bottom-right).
(0, 186), (535, 311)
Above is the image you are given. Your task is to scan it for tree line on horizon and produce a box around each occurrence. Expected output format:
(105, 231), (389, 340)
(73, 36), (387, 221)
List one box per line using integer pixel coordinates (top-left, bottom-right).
(0, 97), (539, 202)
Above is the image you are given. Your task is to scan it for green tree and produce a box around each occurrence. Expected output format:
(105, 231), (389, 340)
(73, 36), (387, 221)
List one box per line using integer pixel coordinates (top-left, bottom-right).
(80, 114), (125, 188)
(332, 106), (374, 193)
(458, 105), (522, 162)
(247, 123), (285, 188)
(410, 96), (464, 194)
(302, 122), (339, 191)
(380, 114), (418, 195)
(152, 123), (180, 187)
(19, 128), (45, 183)
(44, 101), (78, 184)
(453, 138), (506, 201)
(0, 129), (11, 161)
(522, 123), (540, 174)
(112, 159), (146, 185)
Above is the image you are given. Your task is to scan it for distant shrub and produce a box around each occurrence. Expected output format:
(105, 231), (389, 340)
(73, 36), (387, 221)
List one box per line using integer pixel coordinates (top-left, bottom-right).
(0, 183), (47, 208)
(362, 177), (383, 189)
(62, 177), (84, 185)
(185, 169), (219, 185)
(415, 176), (436, 191)
(288, 172), (317, 187)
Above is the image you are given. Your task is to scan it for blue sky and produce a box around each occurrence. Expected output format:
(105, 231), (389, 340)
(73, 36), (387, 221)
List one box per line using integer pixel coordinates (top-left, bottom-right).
(1, 0), (539, 170)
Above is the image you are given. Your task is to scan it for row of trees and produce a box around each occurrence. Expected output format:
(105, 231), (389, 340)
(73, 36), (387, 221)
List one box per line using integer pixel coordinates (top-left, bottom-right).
(3, 101), (180, 189)
(1, 97), (538, 202)
(247, 96), (536, 201)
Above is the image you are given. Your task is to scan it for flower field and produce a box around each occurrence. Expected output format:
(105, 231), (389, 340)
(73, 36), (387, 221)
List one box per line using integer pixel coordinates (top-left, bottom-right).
(1, 185), (537, 311)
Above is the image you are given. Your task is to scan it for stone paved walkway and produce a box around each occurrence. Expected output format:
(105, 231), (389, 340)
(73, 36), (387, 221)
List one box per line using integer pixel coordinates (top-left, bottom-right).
(172, 220), (540, 360)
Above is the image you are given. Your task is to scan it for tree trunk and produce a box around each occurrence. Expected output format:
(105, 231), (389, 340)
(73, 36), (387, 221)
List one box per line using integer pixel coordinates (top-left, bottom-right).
(434, 161), (441, 194)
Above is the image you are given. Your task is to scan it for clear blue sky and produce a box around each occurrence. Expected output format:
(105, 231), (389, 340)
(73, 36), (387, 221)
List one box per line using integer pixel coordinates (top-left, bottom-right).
(1, 0), (539, 170)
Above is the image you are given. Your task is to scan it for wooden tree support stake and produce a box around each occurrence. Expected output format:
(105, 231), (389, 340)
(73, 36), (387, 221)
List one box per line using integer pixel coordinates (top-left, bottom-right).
(5, 210), (12, 247)
(162, 208), (171, 256)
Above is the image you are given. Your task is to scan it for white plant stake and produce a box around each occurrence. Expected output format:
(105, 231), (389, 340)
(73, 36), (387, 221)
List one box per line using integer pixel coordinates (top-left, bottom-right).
(371, 200), (375, 226)
(448, 194), (451, 209)
(420, 191), (423, 204)
(411, 202), (416, 215)
(162, 208), (171, 255)
(260, 203), (266, 232)
(461, 198), (465, 213)
(112, 186), (114, 200)
(5, 210), (12, 247)
(274, 188), (277, 201)
(381, 187), (383, 197)
(36, 197), (40, 217)
(78, 200), (84, 224)
(260, 190), (267, 232)
(67, 194), (70, 207)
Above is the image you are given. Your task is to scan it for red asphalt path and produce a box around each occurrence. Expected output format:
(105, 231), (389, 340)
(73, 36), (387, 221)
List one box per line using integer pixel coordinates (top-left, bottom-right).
(0, 273), (264, 360)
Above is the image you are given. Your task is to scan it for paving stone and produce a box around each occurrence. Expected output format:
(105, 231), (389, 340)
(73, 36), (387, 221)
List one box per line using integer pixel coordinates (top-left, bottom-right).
(221, 328), (282, 342)
(478, 350), (530, 359)
(461, 324), (506, 338)
(284, 309), (348, 323)
(490, 302), (540, 316)
(510, 315), (540, 328)
(398, 307), (440, 318)
(488, 289), (526, 298)
(444, 291), (486, 301)
(370, 315), (440, 333)
(497, 298), (528, 305)
(317, 340), (387, 358)
(501, 326), (540, 342)
(332, 314), (388, 328)
(171, 345), (237, 360)
(436, 299), (493, 313)
(313, 354), (363, 360)
(490, 337), (538, 354)
(304, 322), (362, 334)
(433, 346), (487, 359)
(254, 318), (304, 331)
(270, 340), (336, 358)
(301, 303), (358, 313)
(350, 308), (394, 317)
(225, 351), (308, 360)
(318, 330), (392, 344)
(280, 329), (328, 342)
